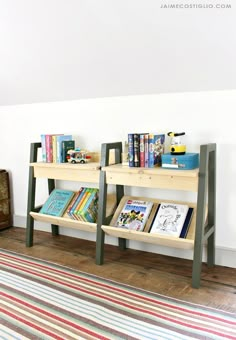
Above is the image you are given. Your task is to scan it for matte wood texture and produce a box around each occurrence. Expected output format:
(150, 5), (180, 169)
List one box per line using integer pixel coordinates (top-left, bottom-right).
(26, 142), (216, 289)
(96, 142), (216, 289)
(1, 227), (235, 313)
(102, 163), (199, 191)
(27, 144), (101, 246)
(26, 143), (116, 247)
(31, 162), (101, 182)
(30, 194), (116, 233)
(104, 195), (198, 249)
